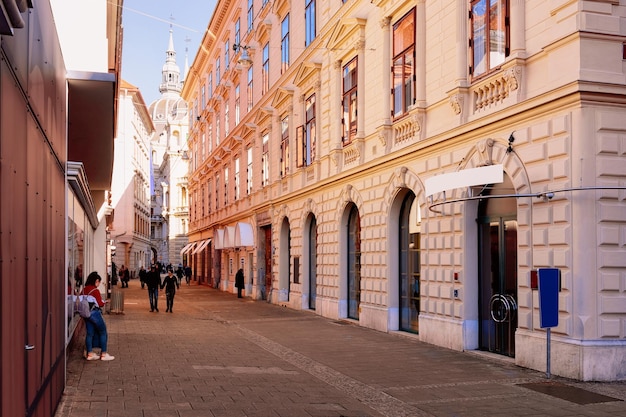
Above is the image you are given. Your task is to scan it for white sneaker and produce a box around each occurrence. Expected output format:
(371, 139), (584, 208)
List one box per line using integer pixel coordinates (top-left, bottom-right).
(86, 352), (100, 361)
(100, 353), (115, 361)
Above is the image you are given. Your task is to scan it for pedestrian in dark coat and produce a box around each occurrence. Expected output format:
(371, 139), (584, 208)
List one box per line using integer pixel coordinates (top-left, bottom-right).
(161, 268), (180, 313)
(138, 266), (147, 289)
(235, 268), (244, 298)
(146, 265), (161, 312)
(184, 265), (192, 285)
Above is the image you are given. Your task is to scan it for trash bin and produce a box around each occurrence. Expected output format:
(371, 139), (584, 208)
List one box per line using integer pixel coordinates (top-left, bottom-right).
(109, 287), (124, 314)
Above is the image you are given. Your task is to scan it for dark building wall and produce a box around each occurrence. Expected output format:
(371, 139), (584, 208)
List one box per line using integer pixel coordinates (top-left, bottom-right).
(0, 2), (68, 416)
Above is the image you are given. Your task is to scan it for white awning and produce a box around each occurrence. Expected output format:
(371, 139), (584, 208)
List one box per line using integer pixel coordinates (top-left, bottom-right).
(214, 222), (254, 249)
(213, 229), (224, 249)
(425, 164), (503, 197)
(192, 238), (211, 254)
(222, 226), (236, 248)
(235, 222), (254, 246)
(179, 242), (196, 256)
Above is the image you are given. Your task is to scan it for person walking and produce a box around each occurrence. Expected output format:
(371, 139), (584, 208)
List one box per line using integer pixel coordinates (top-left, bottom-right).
(161, 268), (180, 313)
(235, 268), (244, 298)
(146, 265), (161, 312)
(119, 265), (129, 288)
(138, 265), (147, 289)
(82, 271), (115, 361)
(175, 263), (184, 286)
(184, 264), (192, 286)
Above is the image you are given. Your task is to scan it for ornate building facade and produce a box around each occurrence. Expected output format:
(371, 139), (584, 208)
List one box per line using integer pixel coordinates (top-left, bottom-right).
(181, 0), (626, 381)
(110, 80), (155, 273)
(149, 30), (190, 267)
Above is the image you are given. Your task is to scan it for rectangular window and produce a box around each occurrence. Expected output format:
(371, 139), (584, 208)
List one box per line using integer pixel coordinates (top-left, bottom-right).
(261, 133), (270, 187)
(393, 9), (415, 118)
(342, 58), (358, 145)
(207, 181), (212, 213)
(216, 116), (221, 145)
(225, 102), (230, 136)
(208, 122), (213, 154)
(192, 190), (197, 220)
(262, 43), (270, 94)
(247, 0), (254, 32)
(305, 94), (315, 164)
(305, 0), (316, 46)
(224, 166), (229, 205)
(216, 57), (221, 84)
(201, 187), (205, 217)
(281, 14), (290, 73)
(234, 157), (240, 200)
(201, 85), (206, 110)
(225, 40), (230, 69)
(235, 19), (241, 46)
(470, 0), (509, 77)
(247, 66), (254, 111)
(235, 84), (241, 125)
(201, 133), (206, 160)
(247, 147), (253, 195)
(208, 73), (213, 96)
(215, 174), (220, 209)
(280, 116), (289, 177)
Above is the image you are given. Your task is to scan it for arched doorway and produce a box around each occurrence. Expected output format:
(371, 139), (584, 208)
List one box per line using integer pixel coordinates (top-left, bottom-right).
(399, 191), (420, 333)
(305, 215), (317, 310)
(477, 176), (518, 357)
(347, 204), (361, 320)
(279, 217), (291, 301)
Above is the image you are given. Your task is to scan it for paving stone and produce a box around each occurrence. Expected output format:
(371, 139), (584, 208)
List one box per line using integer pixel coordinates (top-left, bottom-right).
(55, 281), (626, 417)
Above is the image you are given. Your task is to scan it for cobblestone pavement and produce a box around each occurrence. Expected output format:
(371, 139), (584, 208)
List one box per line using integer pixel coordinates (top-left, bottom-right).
(55, 279), (626, 417)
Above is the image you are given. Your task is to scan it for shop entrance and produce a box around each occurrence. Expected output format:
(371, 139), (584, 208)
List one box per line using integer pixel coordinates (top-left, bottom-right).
(477, 177), (518, 357)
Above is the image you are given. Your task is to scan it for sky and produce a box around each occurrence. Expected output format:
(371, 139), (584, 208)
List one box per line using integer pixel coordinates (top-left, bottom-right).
(121, 0), (217, 106)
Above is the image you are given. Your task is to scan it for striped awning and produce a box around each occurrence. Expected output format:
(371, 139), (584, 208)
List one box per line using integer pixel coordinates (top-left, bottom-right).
(192, 239), (211, 254)
(179, 242), (196, 256)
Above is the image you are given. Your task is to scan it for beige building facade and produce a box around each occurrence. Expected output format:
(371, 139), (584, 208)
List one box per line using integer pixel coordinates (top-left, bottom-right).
(110, 80), (155, 274)
(182, 0), (626, 381)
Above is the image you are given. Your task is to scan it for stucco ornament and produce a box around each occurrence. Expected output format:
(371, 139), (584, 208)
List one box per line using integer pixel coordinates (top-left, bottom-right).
(476, 138), (495, 166)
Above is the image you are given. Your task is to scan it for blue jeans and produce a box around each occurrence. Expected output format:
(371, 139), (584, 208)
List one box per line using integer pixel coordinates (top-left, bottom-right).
(85, 309), (108, 353)
(148, 287), (159, 310)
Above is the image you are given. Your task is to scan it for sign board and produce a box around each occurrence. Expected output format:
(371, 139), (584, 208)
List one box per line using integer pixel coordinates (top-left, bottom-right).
(538, 268), (559, 328)
(425, 164), (503, 197)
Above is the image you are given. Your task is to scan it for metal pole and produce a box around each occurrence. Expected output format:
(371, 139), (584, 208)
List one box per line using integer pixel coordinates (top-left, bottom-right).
(546, 328), (551, 379)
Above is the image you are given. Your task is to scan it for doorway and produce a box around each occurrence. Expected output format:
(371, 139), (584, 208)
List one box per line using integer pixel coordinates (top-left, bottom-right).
(347, 204), (361, 320)
(477, 177), (518, 357)
(262, 226), (272, 300)
(307, 216), (317, 310)
(399, 192), (420, 333)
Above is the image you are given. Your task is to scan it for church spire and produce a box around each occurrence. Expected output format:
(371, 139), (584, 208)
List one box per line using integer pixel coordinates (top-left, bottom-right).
(159, 29), (182, 95)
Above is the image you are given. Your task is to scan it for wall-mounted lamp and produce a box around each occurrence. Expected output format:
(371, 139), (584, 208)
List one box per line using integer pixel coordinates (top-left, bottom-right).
(506, 132), (515, 153)
(233, 43), (252, 68)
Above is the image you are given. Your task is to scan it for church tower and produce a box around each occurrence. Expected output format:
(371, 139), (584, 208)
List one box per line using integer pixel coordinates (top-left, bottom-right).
(159, 29), (182, 96)
(149, 28), (190, 268)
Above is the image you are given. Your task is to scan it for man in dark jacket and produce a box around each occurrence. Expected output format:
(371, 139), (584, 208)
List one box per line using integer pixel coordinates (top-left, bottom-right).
(138, 266), (147, 289)
(235, 268), (244, 298)
(146, 265), (161, 312)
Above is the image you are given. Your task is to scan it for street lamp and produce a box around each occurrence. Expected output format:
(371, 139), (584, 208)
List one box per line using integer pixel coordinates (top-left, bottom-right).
(233, 43), (252, 68)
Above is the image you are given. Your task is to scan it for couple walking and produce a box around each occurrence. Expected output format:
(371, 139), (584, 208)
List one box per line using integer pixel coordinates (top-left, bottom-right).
(146, 265), (179, 313)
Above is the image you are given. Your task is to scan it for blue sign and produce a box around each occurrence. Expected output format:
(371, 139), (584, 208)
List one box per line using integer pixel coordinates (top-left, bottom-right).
(538, 268), (559, 328)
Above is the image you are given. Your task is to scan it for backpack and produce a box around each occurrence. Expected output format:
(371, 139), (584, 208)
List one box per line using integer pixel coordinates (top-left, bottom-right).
(74, 288), (97, 319)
